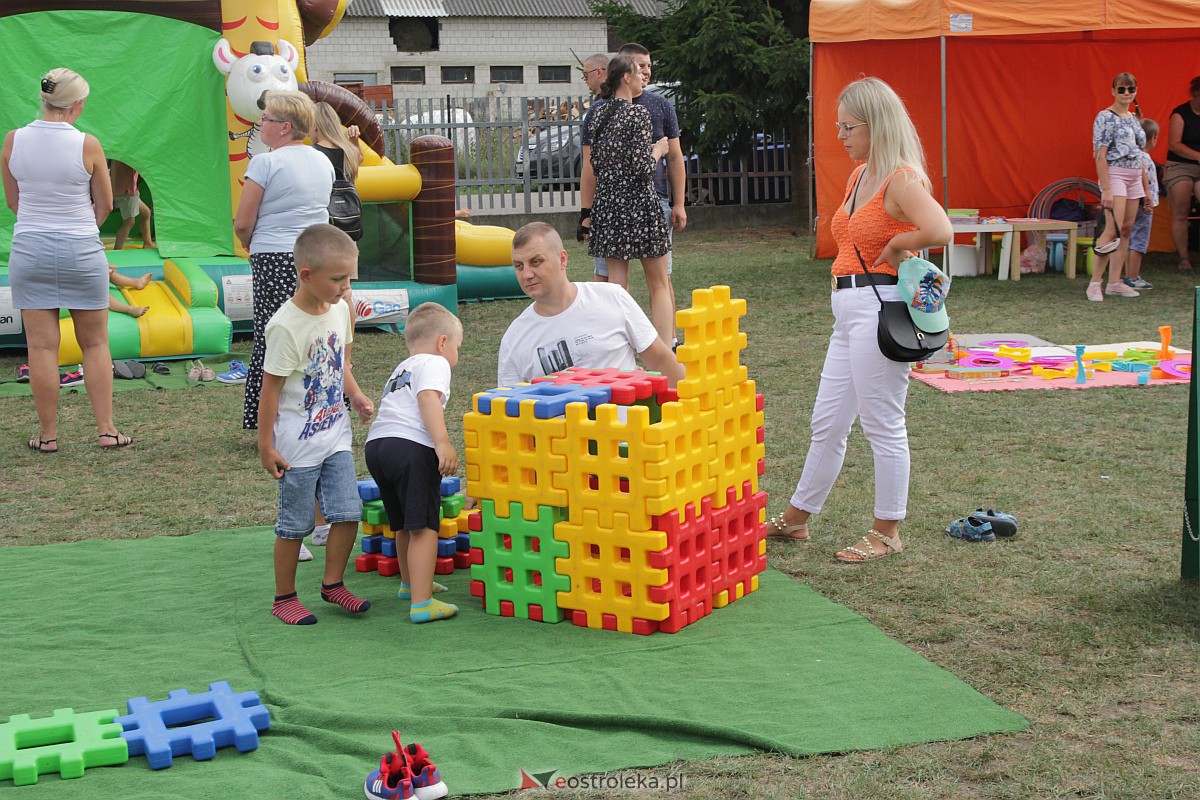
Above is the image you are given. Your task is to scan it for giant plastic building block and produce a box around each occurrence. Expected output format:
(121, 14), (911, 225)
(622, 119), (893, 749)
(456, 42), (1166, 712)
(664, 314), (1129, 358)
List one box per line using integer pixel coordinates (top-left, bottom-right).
(465, 286), (767, 634)
(0, 707), (128, 786)
(115, 681), (270, 770)
(464, 400), (570, 517)
(470, 500), (570, 621)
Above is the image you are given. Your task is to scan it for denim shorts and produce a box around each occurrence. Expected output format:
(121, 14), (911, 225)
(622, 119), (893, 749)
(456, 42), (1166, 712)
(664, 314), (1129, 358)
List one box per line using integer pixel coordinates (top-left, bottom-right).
(594, 195), (674, 276)
(274, 449), (362, 539)
(1129, 206), (1153, 254)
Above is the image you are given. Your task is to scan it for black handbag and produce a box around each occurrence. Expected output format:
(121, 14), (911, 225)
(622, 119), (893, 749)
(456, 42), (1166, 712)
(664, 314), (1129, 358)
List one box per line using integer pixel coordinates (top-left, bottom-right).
(328, 179), (363, 241)
(854, 245), (948, 362)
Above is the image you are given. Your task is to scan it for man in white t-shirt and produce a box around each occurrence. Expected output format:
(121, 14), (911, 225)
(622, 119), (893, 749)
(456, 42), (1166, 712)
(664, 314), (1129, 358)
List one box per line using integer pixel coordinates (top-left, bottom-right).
(497, 222), (684, 387)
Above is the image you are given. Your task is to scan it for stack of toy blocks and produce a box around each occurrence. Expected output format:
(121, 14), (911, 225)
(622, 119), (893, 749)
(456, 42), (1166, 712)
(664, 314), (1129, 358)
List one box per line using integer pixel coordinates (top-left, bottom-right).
(355, 477), (472, 576)
(464, 285), (766, 634)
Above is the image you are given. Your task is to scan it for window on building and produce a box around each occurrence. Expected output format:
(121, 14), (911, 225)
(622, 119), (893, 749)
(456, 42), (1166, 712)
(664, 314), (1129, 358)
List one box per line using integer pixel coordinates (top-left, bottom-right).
(334, 72), (378, 87)
(538, 66), (571, 84)
(441, 66), (475, 84)
(490, 66), (523, 84)
(389, 17), (438, 51)
(391, 66), (426, 84)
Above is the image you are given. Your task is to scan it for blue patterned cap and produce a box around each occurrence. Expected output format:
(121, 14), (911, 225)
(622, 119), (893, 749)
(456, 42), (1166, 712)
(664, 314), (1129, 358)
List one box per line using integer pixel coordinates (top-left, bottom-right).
(897, 257), (951, 333)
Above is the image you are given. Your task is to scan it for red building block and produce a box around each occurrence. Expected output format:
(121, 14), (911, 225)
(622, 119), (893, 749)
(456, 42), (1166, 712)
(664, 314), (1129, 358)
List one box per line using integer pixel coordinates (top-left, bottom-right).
(453, 551), (472, 569)
(355, 553), (380, 572)
(500, 600), (515, 617)
(434, 557), (455, 575)
(532, 367), (667, 405)
(470, 580), (485, 598)
(648, 497), (715, 633)
(468, 511), (482, 532)
(710, 481), (766, 605)
(376, 556), (401, 577)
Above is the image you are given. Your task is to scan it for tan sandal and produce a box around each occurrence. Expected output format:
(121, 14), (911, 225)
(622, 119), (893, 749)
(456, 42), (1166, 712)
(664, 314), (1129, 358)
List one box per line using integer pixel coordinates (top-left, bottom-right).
(835, 530), (902, 563)
(766, 512), (810, 541)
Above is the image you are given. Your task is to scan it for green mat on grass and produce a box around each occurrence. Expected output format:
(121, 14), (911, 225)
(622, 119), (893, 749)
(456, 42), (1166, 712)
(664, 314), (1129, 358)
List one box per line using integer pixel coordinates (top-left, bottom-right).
(0, 529), (1027, 797)
(0, 354), (247, 398)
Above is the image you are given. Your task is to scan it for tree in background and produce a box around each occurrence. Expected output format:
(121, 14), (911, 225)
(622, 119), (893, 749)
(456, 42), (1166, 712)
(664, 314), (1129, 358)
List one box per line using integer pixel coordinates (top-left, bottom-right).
(591, 0), (809, 214)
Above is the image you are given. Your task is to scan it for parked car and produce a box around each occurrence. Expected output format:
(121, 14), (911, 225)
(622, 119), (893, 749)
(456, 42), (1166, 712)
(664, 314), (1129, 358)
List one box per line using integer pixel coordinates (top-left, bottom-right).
(515, 124), (582, 186)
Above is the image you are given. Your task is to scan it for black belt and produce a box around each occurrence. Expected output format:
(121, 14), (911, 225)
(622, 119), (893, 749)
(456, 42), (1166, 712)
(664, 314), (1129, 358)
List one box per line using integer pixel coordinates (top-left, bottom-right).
(833, 273), (899, 291)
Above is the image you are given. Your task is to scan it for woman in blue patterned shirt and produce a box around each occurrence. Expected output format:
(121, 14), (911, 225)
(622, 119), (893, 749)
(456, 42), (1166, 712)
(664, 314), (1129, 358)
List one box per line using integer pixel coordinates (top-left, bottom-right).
(1087, 72), (1147, 301)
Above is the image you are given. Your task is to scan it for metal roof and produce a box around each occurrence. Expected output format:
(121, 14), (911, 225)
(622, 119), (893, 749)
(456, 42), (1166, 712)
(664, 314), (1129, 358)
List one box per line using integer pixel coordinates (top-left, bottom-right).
(346, 0), (663, 17)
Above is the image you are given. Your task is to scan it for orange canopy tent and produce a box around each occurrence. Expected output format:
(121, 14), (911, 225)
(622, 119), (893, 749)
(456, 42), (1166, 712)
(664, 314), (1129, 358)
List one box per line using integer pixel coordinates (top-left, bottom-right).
(810, 0), (1200, 257)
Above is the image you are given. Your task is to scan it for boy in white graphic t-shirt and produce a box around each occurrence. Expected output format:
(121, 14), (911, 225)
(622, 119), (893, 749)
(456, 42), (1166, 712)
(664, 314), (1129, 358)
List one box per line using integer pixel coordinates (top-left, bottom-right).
(365, 302), (463, 624)
(258, 224), (375, 626)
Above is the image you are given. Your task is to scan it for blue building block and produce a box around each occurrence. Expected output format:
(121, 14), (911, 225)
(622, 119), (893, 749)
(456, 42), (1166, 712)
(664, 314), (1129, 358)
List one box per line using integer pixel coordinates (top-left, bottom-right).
(357, 479), (381, 502)
(381, 537), (398, 558)
(439, 476), (462, 497)
(115, 681), (269, 770)
(455, 532), (472, 553)
(473, 382), (611, 418)
(361, 534), (383, 554)
(437, 538), (457, 558)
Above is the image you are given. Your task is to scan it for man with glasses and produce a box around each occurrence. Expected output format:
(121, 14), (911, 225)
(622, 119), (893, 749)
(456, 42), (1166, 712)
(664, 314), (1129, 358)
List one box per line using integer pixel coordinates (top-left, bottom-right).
(580, 53), (607, 95)
(578, 43), (686, 346)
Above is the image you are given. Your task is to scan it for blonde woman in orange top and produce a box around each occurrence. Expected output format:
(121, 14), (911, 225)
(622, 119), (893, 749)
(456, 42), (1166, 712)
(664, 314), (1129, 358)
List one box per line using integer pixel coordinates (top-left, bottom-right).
(768, 77), (952, 563)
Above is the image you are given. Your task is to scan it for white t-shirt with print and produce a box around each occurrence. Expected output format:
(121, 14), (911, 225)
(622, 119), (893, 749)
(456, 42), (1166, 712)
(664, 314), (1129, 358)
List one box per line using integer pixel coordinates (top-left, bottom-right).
(262, 299), (355, 468)
(496, 282), (658, 387)
(365, 353), (452, 449)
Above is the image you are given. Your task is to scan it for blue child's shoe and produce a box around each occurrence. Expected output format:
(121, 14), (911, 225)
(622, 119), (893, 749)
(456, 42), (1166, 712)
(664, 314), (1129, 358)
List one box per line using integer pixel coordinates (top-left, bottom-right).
(216, 359), (248, 385)
(946, 515), (996, 542)
(972, 508), (1018, 537)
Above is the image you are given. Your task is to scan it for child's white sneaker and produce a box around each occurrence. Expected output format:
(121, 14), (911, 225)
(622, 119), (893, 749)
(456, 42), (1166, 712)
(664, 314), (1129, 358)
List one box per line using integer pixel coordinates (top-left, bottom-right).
(298, 543), (314, 562)
(311, 524), (330, 546)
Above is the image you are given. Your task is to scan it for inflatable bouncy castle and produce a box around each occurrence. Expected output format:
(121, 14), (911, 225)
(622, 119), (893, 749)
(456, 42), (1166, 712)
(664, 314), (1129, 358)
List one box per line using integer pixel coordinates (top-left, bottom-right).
(0, 0), (519, 364)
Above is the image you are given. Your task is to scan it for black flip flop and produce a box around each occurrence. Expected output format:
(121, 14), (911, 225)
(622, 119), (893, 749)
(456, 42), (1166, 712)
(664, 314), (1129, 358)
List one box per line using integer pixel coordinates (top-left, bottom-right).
(151, 362), (171, 375)
(127, 360), (146, 379)
(113, 360), (135, 379)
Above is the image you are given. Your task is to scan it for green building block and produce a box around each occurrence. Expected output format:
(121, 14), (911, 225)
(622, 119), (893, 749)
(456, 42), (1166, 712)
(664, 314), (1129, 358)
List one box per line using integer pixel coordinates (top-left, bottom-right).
(363, 499), (388, 527)
(0, 707), (129, 786)
(440, 493), (465, 519)
(469, 500), (571, 621)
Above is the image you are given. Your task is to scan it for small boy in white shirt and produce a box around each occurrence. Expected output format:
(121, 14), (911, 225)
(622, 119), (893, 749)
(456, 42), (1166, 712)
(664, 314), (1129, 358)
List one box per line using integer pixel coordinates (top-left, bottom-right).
(258, 223), (375, 625)
(1125, 119), (1160, 290)
(365, 302), (463, 623)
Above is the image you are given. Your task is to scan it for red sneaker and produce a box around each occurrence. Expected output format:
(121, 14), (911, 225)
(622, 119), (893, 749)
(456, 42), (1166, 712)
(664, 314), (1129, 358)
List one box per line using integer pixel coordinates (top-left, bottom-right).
(364, 731), (416, 800)
(405, 741), (448, 800)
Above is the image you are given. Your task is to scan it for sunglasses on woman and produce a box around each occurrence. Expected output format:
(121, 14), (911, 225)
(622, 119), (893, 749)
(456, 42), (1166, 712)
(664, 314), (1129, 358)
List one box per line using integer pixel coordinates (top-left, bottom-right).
(1115, 86), (1137, 94)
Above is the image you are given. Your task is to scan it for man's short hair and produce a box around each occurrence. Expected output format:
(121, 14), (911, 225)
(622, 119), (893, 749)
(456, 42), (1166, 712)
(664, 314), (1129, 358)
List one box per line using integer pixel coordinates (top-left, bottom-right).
(584, 53), (608, 70)
(294, 223), (358, 271)
(617, 42), (650, 57)
(404, 302), (461, 347)
(512, 221), (562, 252)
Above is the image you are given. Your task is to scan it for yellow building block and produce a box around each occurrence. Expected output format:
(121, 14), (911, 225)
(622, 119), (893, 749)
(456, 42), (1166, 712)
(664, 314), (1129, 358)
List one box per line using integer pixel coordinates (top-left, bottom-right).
(361, 521), (387, 536)
(675, 285), (749, 407)
(464, 399), (568, 520)
(554, 508), (670, 632)
(711, 380), (765, 507)
(551, 400), (715, 530)
(438, 518), (458, 539)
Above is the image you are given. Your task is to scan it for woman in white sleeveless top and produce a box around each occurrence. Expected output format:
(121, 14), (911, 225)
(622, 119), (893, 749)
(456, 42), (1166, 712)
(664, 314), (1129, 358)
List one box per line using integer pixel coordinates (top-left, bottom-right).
(1, 68), (131, 452)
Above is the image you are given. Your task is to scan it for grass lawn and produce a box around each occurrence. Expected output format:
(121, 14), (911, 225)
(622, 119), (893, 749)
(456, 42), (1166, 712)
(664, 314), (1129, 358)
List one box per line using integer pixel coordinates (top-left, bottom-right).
(2, 226), (1199, 799)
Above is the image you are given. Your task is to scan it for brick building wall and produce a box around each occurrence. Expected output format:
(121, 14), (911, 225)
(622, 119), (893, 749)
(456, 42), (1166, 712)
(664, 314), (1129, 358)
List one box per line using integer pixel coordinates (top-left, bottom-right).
(305, 16), (609, 104)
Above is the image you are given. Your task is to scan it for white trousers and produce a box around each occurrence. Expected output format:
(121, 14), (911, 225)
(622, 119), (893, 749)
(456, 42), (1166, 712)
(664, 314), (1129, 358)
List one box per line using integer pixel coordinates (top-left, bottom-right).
(790, 285), (911, 520)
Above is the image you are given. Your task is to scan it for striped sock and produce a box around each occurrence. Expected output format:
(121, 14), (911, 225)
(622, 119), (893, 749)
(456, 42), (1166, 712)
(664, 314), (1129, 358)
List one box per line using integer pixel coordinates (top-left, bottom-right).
(321, 582), (371, 613)
(397, 581), (449, 601)
(410, 597), (457, 624)
(272, 592), (317, 625)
